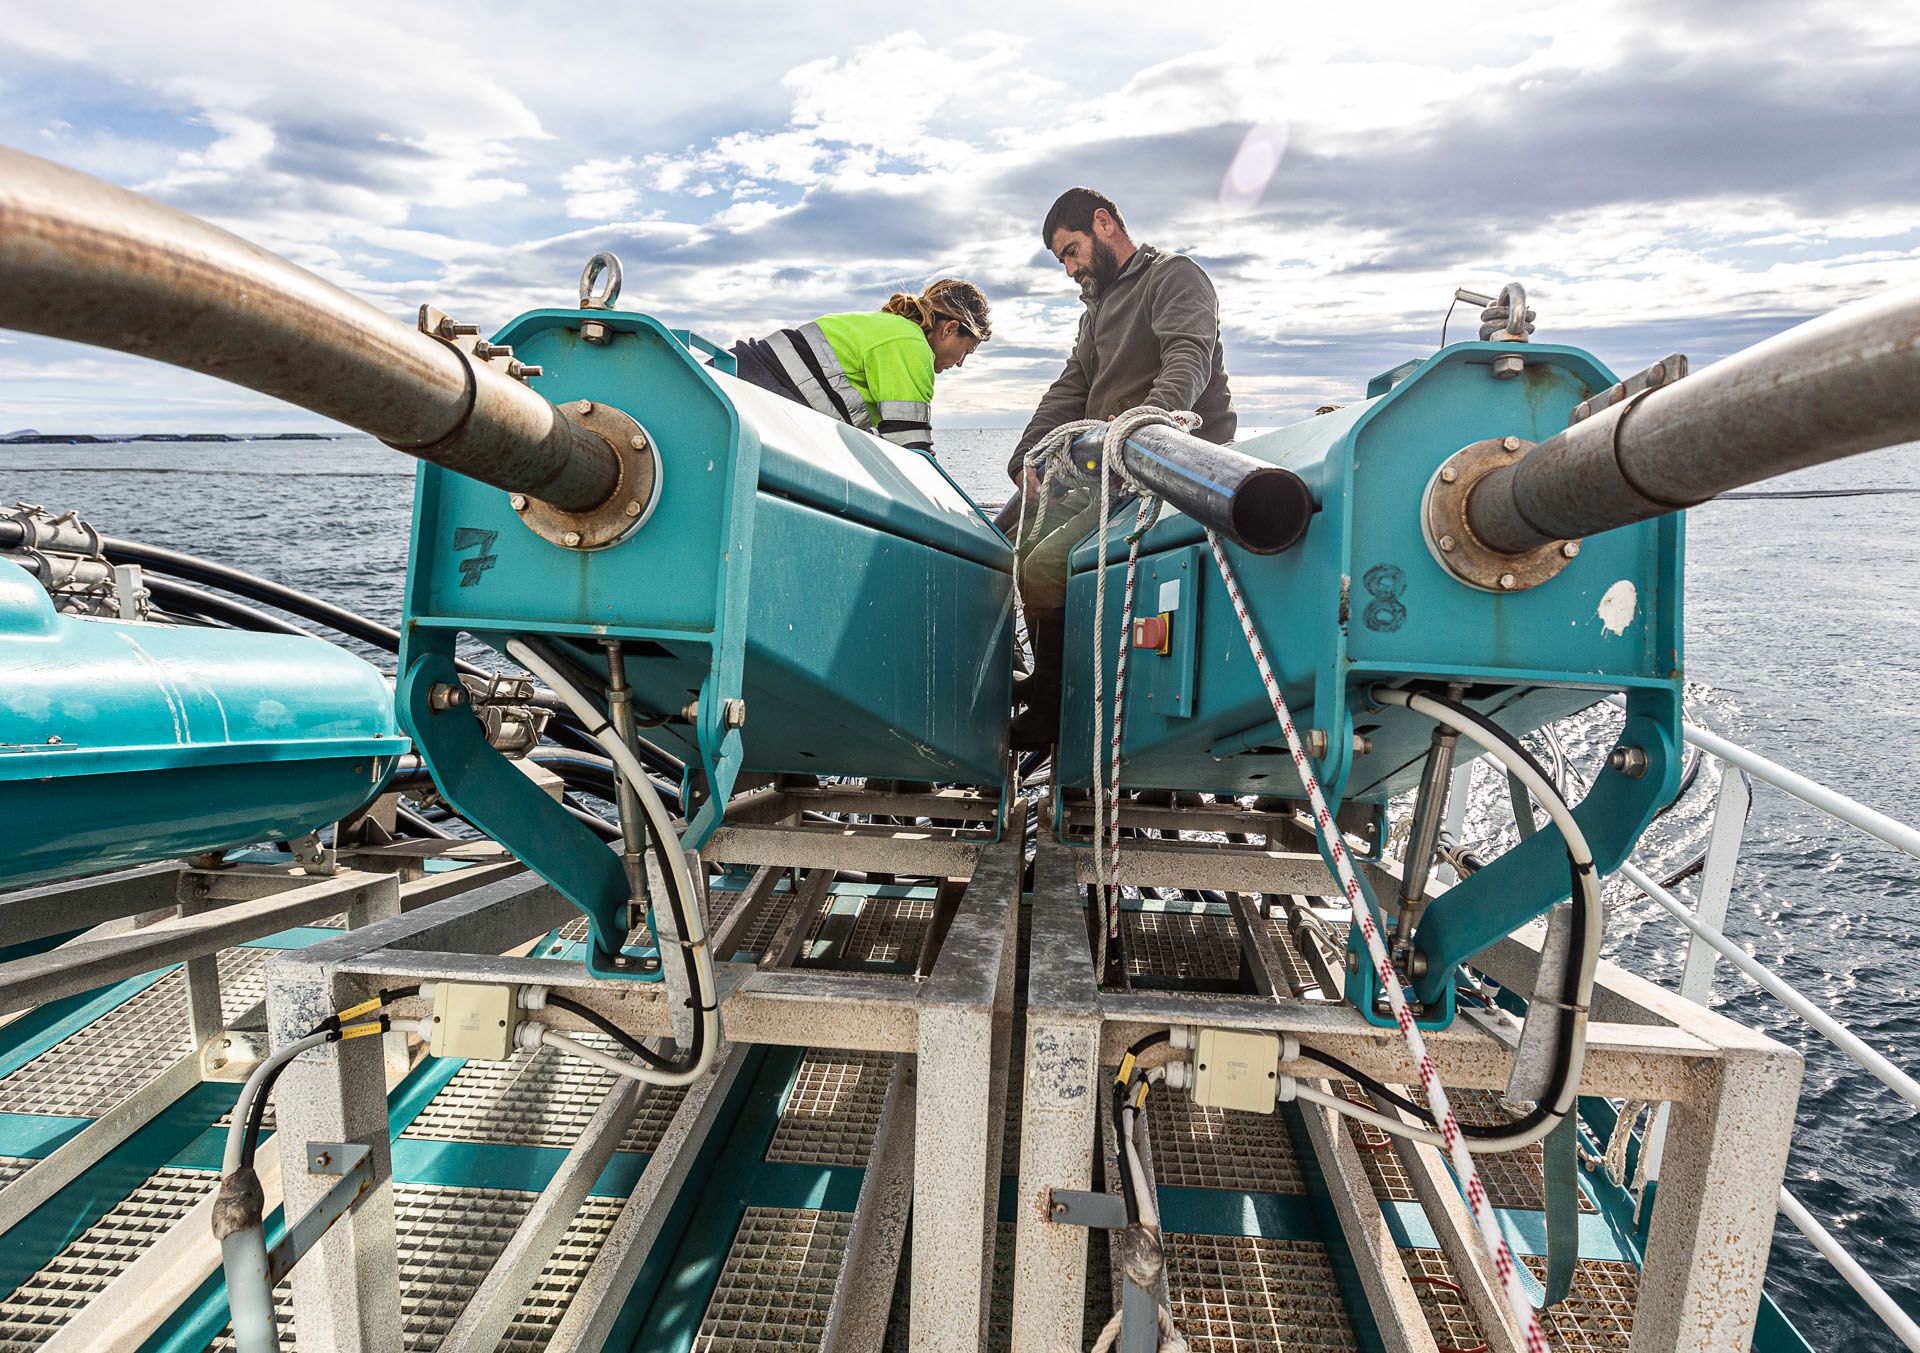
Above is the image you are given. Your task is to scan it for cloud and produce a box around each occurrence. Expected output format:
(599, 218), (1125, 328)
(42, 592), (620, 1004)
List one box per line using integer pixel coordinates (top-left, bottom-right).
(561, 156), (641, 220)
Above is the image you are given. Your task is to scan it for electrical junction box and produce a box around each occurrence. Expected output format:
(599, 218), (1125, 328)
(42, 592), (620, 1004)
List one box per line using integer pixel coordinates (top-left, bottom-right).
(1193, 1029), (1280, 1113)
(429, 983), (520, 1060)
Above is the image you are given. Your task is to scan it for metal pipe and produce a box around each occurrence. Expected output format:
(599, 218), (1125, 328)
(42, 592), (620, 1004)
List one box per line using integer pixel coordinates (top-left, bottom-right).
(1070, 424), (1314, 555)
(1467, 283), (1920, 552)
(1395, 724), (1460, 931)
(0, 148), (620, 512)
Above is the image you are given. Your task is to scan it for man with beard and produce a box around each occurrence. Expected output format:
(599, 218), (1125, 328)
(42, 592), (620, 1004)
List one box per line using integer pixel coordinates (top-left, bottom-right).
(1006, 186), (1237, 749)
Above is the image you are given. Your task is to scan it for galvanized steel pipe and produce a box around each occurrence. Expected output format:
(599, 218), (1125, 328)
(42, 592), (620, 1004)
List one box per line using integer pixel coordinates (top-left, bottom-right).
(0, 148), (620, 512)
(1071, 423), (1315, 554)
(1467, 283), (1920, 552)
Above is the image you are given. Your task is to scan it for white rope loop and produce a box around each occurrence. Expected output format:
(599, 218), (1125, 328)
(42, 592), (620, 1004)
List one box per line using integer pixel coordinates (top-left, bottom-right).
(1201, 529), (1550, 1353)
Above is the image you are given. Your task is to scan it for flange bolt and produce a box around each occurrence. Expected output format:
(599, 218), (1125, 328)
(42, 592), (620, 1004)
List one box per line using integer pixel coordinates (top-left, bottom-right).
(509, 494), (529, 511)
(561, 530), (583, 548)
(428, 683), (467, 712)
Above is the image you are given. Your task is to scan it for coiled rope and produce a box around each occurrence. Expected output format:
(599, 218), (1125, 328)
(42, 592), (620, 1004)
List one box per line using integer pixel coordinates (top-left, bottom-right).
(1201, 530), (1551, 1352)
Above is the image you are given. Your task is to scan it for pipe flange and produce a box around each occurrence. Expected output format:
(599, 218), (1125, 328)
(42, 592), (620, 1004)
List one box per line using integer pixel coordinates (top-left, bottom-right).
(1422, 437), (1576, 592)
(513, 400), (661, 550)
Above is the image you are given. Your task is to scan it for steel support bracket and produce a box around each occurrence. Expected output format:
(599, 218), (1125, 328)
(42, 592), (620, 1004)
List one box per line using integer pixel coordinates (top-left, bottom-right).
(1047, 1188), (1126, 1230)
(268, 1142), (373, 1285)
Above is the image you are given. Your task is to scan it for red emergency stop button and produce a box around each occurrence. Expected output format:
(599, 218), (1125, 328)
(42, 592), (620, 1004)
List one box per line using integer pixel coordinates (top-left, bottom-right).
(1132, 614), (1171, 654)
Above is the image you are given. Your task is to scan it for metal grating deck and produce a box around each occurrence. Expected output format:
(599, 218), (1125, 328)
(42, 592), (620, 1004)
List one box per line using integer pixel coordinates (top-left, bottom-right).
(1166, 1233), (1359, 1351)
(0, 948), (269, 1117)
(1146, 1090), (1305, 1195)
(0, 1167), (218, 1345)
(767, 1049), (893, 1166)
(205, 1184), (626, 1351)
(830, 897), (933, 966)
(1398, 1246), (1639, 1351)
(402, 1031), (686, 1153)
(692, 1206), (853, 1350)
(1399, 1246), (1491, 1352)
(1124, 911), (1244, 983)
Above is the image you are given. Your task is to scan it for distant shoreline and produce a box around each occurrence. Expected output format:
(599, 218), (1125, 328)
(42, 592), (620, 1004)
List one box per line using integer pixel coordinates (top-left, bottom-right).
(1, 433), (339, 444)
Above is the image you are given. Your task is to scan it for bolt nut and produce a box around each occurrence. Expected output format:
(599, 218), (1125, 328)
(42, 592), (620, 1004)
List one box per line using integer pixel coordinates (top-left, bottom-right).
(576, 400), (594, 415)
(509, 493), (529, 511)
(1501, 436), (1522, 452)
(1608, 745), (1650, 778)
(561, 530), (583, 548)
(1498, 573), (1519, 590)
(1439, 466), (1459, 483)
(625, 499), (643, 517)
(1561, 540), (1581, 558)
(428, 682), (467, 711)
(629, 435), (648, 451)
(1438, 534), (1457, 553)
(722, 698), (748, 730)
(580, 319), (611, 345)
(1493, 354), (1525, 379)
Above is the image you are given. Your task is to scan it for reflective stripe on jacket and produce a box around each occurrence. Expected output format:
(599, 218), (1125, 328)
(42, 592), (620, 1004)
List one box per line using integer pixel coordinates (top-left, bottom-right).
(756, 312), (937, 453)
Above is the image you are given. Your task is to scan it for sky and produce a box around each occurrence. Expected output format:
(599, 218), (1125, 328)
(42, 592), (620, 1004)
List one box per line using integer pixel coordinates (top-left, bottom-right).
(1, 0), (1917, 432)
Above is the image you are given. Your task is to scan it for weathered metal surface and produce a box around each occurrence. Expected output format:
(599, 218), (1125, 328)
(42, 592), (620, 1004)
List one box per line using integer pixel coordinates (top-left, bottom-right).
(819, 1058), (916, 1351)
(1070, 841), (1337, 893)
(705, 823), (984, 877)
(1424, 437), (1577, 592)
(1468, 282), (1920, 551)
(0, 147), (620, 512)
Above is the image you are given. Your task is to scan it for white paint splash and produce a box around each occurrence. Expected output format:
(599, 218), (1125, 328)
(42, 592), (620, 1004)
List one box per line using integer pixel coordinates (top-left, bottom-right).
(1598, 580), (1638, 636)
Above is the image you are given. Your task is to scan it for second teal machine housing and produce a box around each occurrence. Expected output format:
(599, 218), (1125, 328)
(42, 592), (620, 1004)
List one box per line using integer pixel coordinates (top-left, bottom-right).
(398, 306), (1014, 973)
(1058, 342), (1685, 1026)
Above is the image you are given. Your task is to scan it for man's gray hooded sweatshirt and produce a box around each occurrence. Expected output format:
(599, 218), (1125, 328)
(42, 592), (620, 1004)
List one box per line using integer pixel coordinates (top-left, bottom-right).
(1008, 244), (1236, 480)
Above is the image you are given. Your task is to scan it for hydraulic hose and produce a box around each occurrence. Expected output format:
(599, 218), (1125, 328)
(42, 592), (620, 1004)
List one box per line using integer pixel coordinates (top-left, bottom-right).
(506, 637), (717, 1087)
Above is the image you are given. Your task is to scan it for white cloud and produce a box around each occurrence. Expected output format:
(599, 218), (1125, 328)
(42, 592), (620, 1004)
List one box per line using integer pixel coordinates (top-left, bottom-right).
(561, 155), (641, 220)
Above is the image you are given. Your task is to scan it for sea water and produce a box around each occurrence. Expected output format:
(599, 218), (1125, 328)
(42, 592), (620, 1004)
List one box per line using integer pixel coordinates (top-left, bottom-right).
(5, 429), (1918, 1349)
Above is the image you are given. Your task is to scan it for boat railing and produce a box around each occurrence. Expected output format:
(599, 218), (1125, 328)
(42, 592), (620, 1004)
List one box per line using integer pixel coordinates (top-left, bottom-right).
(1620, 706), (1920, 1350)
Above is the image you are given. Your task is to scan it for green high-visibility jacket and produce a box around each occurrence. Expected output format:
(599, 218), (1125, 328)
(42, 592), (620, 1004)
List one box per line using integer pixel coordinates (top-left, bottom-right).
(762, 312), (935, 452)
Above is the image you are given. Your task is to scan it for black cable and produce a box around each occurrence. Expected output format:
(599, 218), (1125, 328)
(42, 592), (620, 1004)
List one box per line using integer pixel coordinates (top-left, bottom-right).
(1111, 1031), (1171, 1225)
(542, 993), (677, 1073)
(144, 577), (317, 638)
(1396, 688), (1588, 1145)
(1292, 1045), (1436, 1123)
(240, 987), (420, 1167)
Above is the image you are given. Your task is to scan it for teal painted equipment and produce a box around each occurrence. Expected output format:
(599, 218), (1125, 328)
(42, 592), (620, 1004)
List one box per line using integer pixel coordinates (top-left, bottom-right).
(398, 305), (1014, 975)
(0, 559), (405, 888)
(1057, 342), (1685, 1028)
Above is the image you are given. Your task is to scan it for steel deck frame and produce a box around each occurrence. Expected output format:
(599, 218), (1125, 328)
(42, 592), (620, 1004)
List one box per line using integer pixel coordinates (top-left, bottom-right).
(1012, 809), (1803, 1353)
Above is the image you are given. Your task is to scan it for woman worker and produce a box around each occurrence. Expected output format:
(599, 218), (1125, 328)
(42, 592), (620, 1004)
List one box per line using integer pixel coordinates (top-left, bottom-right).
(728, 279), (991, 456)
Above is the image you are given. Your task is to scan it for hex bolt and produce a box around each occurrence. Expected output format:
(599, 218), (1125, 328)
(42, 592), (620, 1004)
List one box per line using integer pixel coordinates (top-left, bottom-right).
(1561, 541), (1581, 558)
(562, 530), (584, 548)
(428, 682), (467, 711)
(509, 493), (529, 511)
(472, 341), (511, 359)
(1438, 534), (1457, 553)
(629, 435), (648, 451)
(1439, 466), (1459, 483)
(1498, 573), (1519, 590)
(625, 500), (643, 517)
(1609, 745), (1650, 778)
(1502, 436), (1522, 452)
(722, 698), (748, 730)
(576, 400), (595, 415)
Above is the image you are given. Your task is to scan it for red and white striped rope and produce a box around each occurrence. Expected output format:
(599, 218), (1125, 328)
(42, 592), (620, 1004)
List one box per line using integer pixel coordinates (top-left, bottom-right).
(1202, 529), (1549, 1352)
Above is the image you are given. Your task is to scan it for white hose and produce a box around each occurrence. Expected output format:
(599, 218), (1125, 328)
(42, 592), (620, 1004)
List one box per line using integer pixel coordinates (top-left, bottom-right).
(223, 1030), (333, 1174)
(1373, 687), (1601, 1128)
(505, 637), (718, 1087)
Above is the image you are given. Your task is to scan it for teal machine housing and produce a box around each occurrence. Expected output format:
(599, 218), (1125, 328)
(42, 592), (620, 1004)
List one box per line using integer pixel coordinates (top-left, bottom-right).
(0, 559), (405, 888)
(1057, 342), (1684, 1027)
(398, 306), (1014, 976)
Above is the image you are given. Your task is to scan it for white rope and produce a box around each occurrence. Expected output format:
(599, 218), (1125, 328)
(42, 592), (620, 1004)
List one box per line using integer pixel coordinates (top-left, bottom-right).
(1202, 531), (1550, 1353)
(1089, 1304), (1190, 1353)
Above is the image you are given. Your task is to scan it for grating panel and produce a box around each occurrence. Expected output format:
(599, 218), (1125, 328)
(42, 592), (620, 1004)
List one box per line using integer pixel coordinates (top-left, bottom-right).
(0, 1168), (218, 1344)
(1146, 1091), (1304, 1194)
(1123, 912), (1242, 982)
(737, 889), (796, 957)
(840, 897), (933, 965)
(768, 1050), (893, 1166)
(205, 1185), (625, 1351)
(1165, 1233), (1358, 1351)
(1399, 1247), (1489, 1352)
(0, 948), (268, 1117)
(693, 1206), (852, 1350)
(403, 1031), (683, 1152)
(1526, 1255), (1639, 1351)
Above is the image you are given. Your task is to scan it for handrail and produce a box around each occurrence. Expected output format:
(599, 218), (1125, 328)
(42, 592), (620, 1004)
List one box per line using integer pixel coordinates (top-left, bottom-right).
(1607, 694), (1920, 861)
(1618, 859), (1920, 1113)
(1613, 720), (1920, 1348)
(1778, 1185), (1920, 1352)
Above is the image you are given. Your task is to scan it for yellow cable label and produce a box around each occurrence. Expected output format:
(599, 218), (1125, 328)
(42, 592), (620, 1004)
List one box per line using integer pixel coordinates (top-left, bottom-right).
(338, 1021), (385, 1041)
(336, 996), (383, 1023)
(1132, 1080), (1150, 1109)
(1116, 1052), (1137, 1085)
